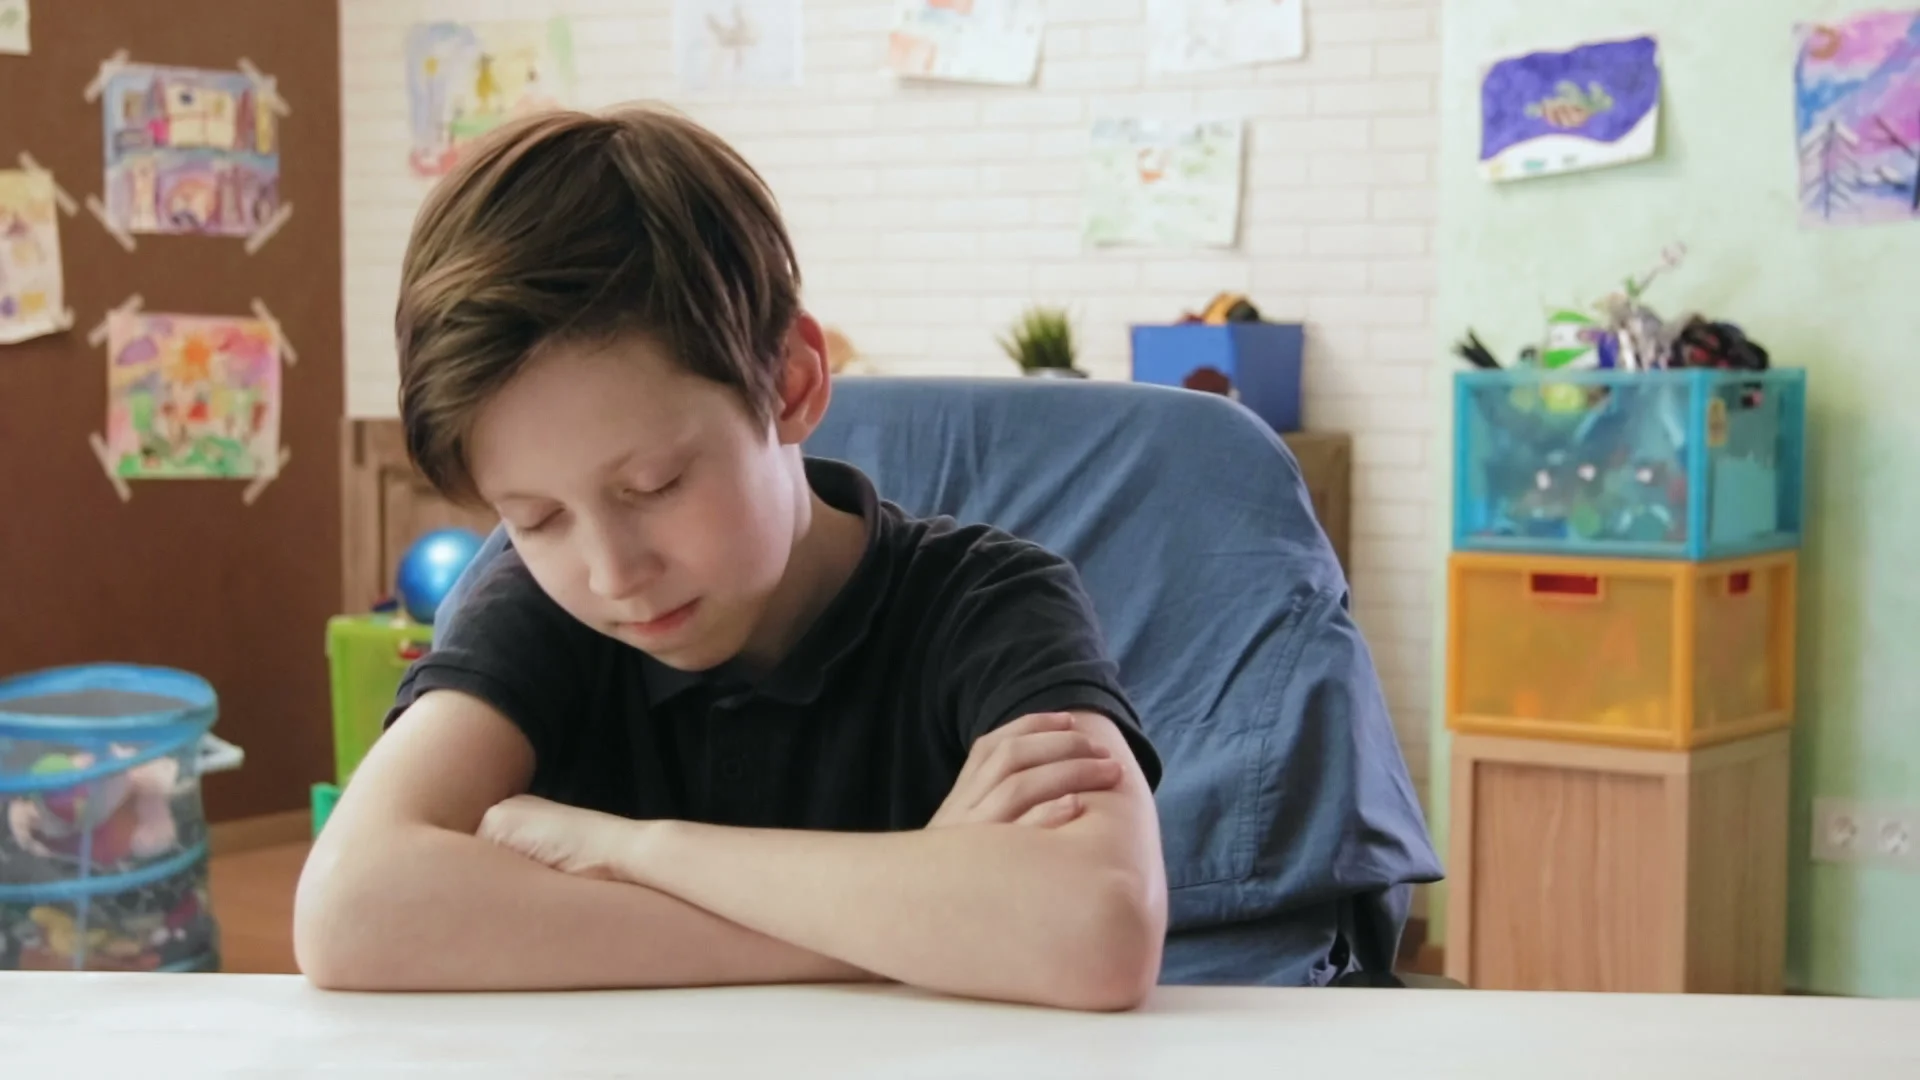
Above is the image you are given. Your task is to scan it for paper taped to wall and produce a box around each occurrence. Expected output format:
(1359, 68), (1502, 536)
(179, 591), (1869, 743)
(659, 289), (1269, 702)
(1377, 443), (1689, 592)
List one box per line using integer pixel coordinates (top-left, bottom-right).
(0, 167), (72, 344)
(676, 0), (804, 92)
(98, 62), (285, 241)
(886, 0), (1044, 86)
(406, 19), (576, 178)
(1147, 0), (1304, 75)
(1479, 35), (1662, 182)
(0, 0), (27, 56)
(103, 311), (284, 481)
(1083, 116), (1245, 249)
(1795, 9), (1920, 229)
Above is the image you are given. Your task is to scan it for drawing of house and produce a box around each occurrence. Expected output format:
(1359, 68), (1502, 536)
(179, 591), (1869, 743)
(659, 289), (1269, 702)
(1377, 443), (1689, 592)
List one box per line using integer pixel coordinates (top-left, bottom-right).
(162, 78), (238, 149)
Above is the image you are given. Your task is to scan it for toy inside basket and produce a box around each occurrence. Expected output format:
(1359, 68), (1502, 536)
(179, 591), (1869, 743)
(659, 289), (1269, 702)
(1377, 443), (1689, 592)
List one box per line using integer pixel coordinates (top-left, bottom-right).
(0, 664), (226, 972)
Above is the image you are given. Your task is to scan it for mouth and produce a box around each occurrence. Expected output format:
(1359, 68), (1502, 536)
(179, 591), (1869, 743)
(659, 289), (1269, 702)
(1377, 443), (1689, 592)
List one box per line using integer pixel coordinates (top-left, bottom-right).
(615, 599), (701, 639)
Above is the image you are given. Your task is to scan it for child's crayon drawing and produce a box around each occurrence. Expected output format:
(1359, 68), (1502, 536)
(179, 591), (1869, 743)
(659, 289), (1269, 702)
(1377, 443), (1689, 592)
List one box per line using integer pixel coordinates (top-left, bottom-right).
(1796, 9), (1920, 229)
(105, 312), (282, 479)
(101, 63), (281, 237)
(405, 19), (575, 178)
(1480, 36), (1662, 182)
(0, 168), (65, 344)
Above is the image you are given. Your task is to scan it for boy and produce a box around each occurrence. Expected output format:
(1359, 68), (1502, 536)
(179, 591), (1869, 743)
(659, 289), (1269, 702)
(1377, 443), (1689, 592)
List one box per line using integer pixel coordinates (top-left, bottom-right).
(293, 105), (1168, 1012)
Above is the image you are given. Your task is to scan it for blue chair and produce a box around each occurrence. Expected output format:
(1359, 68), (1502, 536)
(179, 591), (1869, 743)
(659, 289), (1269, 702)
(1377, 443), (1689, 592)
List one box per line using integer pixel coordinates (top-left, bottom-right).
(438, 376), (1443, 986)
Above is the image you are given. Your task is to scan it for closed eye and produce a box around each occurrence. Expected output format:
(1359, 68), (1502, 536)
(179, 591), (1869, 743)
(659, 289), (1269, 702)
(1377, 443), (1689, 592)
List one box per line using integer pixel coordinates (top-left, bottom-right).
(625, 474), (682, 501)
(510, 510), (561, 535)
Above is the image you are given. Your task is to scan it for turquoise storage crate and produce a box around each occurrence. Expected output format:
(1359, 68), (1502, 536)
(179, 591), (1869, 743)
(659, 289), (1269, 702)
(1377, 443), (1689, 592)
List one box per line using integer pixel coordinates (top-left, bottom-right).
(1453, 368), (1805, 560)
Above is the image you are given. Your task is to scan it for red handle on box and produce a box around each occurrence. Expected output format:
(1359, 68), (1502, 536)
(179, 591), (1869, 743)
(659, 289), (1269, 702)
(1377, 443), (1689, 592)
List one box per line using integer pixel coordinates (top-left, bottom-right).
(1527, 572), (1603, 601)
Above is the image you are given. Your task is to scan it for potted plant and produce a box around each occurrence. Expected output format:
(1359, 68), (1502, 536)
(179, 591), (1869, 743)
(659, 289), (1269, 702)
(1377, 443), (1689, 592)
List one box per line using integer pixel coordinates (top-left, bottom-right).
(998, 306), (1086, 379)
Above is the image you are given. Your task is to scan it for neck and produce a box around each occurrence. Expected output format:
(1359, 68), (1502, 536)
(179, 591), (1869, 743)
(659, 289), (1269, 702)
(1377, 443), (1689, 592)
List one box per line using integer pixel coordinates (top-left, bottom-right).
(736, 466), (865, 673)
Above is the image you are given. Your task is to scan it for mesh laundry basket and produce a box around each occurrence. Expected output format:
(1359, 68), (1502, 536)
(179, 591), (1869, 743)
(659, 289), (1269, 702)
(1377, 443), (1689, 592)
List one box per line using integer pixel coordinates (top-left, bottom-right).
(0, 664), (224, 972)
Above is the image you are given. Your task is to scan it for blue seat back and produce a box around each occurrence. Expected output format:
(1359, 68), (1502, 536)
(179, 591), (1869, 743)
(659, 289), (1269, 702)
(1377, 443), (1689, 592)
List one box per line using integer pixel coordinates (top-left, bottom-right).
(439, 376), (1442, 984)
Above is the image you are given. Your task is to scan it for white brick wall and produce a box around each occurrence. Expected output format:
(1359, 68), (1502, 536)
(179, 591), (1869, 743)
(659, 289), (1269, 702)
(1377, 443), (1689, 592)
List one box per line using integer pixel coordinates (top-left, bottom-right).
(340, 0), (1439, 787)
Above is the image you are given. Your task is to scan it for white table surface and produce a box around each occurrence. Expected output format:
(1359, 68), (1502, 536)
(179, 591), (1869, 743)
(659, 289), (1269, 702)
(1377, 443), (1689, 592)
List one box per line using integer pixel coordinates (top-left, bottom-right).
(3, 973), (1917, 1079)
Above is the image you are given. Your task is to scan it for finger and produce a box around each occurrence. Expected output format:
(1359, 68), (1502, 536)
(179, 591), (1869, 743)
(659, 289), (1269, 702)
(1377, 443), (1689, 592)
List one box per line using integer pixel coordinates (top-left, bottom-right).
(951, 715), (1083, 808)
(978, 730), (1110, 789)
(970, 712), (1075, 759)
(477, 804), (511, 842)
(978, 757), (1124, 824)
(954, 731), (1101, 813)
(1015, 793), (1085, 828)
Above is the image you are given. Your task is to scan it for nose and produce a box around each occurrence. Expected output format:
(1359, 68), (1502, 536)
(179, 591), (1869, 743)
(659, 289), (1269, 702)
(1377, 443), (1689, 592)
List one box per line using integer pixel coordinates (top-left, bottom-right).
(580, 516), (661, 602)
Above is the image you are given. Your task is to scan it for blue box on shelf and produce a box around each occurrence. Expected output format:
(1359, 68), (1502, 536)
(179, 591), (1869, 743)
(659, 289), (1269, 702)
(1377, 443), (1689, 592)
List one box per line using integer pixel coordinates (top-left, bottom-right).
(1453, 367), (1806, 560)
(1130, 321), (1304, 433)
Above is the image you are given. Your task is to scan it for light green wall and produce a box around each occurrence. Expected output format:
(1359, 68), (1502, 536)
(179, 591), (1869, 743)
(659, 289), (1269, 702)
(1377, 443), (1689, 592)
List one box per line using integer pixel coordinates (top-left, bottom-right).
(1432, 0), (1920, 996)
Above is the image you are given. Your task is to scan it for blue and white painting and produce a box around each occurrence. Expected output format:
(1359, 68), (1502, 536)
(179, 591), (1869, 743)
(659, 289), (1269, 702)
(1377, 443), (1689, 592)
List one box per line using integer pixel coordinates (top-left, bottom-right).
(1479, 35), (1661, 182)
(1795, 9), (1920, 229)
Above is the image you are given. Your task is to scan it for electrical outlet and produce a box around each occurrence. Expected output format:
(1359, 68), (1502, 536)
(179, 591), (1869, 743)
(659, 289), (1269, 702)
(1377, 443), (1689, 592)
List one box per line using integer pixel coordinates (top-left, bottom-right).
(1811, 798), (1862, 862)
(1811, 798), (1920, 871)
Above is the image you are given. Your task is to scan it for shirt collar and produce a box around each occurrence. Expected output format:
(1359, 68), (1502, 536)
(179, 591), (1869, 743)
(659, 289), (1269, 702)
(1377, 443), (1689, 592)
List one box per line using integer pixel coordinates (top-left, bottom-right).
(640, 457), (890, 708)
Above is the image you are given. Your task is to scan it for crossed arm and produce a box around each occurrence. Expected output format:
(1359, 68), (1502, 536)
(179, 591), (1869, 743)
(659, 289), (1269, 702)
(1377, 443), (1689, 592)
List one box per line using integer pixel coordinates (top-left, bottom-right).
(293, 690), (1167, 1010)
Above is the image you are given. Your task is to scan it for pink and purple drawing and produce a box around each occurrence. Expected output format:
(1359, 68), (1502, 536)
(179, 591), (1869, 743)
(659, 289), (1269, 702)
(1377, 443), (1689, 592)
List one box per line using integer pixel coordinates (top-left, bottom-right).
(105, 312), (282, 480)
(101, 64), (280, 238)
(1796, 10), (1920, 229)
(1479, 36), (1661, 182)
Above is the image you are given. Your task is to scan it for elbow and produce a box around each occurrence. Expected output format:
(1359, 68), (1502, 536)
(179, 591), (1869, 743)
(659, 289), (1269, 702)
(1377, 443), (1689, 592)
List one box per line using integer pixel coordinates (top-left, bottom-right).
(293, 923), (373, 992)
(292, 844), (396, 992)
(1050, 869), (1167, 1012)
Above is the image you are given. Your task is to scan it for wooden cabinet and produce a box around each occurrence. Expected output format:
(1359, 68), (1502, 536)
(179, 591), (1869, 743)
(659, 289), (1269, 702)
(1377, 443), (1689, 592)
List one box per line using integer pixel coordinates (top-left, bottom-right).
(1445, 731), (1789, 994)
(341, 420), (497, 613)
(1280, 432), (1351, 578)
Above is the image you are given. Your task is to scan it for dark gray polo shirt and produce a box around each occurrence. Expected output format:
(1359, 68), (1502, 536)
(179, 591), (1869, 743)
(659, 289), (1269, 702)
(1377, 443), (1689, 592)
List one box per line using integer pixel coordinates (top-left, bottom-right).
(387, 459), (1159, 828)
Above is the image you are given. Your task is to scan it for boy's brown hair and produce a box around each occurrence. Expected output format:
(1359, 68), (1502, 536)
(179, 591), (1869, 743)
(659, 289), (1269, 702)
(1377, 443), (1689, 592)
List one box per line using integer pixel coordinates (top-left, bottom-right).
(395, 104), (801, 504)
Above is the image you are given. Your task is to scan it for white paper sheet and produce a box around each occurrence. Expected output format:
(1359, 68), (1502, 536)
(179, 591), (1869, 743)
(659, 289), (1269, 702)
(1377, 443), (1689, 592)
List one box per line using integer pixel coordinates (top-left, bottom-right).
(676, 0), (805, 92)
(1147, 0), (1304, 75)
(0, 0), (28, 55)
(0, 169), (66, 344)
(1083, 117), (1245, 249)
(886, 0), (1044, 86)
(405, 19), (577, 178)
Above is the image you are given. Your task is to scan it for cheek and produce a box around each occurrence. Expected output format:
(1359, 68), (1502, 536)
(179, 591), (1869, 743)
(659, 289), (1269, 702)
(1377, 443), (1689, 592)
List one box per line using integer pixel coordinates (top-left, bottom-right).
(681, 463), (795, 592)
(515, 546), (600, 623)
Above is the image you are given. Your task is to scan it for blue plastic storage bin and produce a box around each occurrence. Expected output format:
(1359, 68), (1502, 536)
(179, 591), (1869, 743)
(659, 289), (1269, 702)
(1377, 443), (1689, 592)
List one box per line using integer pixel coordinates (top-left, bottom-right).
(1454, 367), (1806, 560)
(0, 664), (222, 972)
(1130, 322), (1304, 433)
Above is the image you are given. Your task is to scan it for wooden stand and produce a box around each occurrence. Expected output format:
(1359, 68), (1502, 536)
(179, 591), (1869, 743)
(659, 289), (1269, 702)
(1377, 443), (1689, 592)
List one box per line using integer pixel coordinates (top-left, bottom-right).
(1445, 731), (1789, 993)
(1279, 432), (1350, 577)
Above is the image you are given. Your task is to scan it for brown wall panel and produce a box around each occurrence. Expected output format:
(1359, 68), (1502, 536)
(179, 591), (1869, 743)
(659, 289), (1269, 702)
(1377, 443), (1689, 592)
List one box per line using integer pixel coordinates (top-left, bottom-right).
(0, 1), (343, 821)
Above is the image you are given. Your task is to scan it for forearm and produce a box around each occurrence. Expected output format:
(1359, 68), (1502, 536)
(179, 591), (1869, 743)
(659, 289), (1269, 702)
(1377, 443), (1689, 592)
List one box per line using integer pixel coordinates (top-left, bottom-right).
(294, 823), (868, 992)
(616, 816), (1166, 1010)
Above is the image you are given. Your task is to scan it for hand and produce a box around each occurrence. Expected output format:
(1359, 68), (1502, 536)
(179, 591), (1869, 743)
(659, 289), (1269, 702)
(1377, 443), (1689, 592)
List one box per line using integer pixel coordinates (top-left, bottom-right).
(928, 712), (1124, 830)
(478, 794), (639, 881)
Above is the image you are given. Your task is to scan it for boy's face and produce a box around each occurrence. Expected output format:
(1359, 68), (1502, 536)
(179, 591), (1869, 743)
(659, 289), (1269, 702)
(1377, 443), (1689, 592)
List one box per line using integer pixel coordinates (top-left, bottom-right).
(467, 325), (829, 672)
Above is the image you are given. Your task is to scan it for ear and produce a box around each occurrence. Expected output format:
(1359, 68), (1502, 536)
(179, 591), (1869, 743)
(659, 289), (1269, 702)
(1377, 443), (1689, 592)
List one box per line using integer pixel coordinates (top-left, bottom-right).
(771, 311), (833, 447)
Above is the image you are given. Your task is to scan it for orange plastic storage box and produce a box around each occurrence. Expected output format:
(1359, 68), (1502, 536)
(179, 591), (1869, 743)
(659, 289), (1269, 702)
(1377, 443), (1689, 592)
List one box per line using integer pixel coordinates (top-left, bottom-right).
(1446, 551), (1795, 750)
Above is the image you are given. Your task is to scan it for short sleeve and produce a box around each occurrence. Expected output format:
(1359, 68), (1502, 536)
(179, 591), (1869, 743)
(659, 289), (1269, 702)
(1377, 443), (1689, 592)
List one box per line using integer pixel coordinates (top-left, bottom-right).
(386, 548), (600, 769)
(936, 538), (1162, 789)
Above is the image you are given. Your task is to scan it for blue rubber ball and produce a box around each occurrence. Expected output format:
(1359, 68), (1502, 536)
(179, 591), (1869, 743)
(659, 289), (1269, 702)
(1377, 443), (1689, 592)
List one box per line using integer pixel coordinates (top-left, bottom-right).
(396, 527), (486, 624)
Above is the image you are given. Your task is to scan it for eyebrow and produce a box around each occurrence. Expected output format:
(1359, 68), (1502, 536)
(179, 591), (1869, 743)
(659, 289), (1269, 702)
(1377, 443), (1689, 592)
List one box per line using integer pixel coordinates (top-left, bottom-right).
(488, 448), (638, 504)
(489, 442), (703, 505)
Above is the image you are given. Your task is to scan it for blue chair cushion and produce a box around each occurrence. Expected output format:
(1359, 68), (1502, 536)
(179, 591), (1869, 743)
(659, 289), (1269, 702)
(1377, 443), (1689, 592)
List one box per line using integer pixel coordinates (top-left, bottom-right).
(438, 376), (1443, 985)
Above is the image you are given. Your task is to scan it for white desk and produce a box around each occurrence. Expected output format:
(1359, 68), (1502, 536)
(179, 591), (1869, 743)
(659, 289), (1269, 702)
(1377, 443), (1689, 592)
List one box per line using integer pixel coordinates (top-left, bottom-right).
(3, 974), (1916, 1078)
